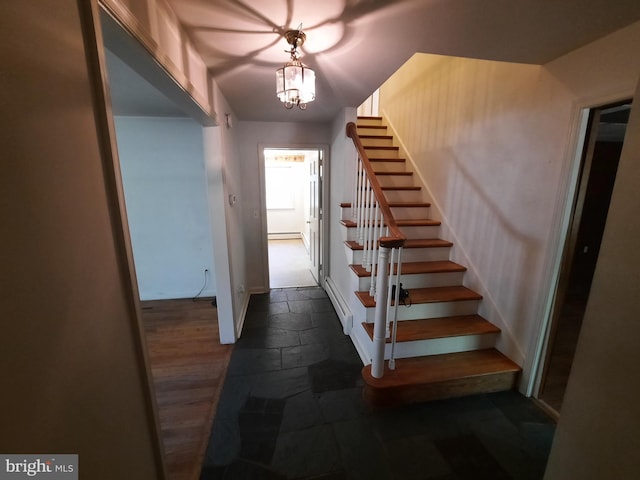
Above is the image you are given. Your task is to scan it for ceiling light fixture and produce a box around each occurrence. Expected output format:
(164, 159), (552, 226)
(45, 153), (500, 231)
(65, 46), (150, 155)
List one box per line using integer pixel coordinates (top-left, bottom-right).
(276, 27), (316, 110)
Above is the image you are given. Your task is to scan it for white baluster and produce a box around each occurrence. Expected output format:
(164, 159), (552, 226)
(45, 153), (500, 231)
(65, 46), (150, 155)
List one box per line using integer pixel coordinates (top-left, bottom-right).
(389, 247), (403, 371)
(386, 247), (398, 338)
(369, 203), (380, 297)
(352, 155), (360, 222)
(364, 181), (375, 270)
(356, 161), (365, 245)
(371, 246), (391, 379)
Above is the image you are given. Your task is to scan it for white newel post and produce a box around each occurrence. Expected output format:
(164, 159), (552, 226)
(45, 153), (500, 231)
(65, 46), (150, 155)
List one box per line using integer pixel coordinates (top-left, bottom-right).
(371, 245), (391, 378)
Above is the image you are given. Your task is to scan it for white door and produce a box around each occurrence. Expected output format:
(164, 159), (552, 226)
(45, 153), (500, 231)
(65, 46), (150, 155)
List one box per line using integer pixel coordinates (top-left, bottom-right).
(308, 150), (321, 282)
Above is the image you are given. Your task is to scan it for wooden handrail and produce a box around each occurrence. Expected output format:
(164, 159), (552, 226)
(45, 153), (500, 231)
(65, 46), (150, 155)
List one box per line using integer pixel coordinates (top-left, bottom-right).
(346, 122), (405, 248)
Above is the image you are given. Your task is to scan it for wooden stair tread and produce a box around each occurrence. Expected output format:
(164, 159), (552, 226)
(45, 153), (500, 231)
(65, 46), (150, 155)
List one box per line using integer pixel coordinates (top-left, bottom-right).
(357, 125), (387, 129)
(356, 285), (482, 308)
(382, 186), (421, 191)
(374, 171), (413, 176)
(364, 146), (399, 150)
(341, 219), (440, 228)
(358, 116), (382, 120)
(404, 238), (452, 248)
(360, 135), (393, 140)
(388, 202), (431, 208)
(361, 315), (500, 343)
(362, 349), (520, 389)
(369, 157), (405, 163)
(344, 239), (453, 251)
(350, 260), (466, 277)
(397, 219), (439, 227)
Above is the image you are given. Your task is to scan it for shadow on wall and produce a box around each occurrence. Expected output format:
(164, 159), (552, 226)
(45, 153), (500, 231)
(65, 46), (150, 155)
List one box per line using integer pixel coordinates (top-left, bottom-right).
(448, 148), (541, 361)
(379, 55), (552, 363)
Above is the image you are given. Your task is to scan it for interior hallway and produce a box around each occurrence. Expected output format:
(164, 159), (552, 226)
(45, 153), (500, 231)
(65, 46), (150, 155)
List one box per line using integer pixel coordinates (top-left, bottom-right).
(201, 287), (555, 479)
(268, 238), (317, 288)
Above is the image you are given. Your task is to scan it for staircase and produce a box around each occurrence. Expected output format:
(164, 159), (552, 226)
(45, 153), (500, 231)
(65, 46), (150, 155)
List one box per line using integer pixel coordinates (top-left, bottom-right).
(342, 116), (520, 407)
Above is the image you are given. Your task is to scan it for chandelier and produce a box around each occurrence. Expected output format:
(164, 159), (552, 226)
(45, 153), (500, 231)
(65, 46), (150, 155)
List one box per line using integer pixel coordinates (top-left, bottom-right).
(275, 28), (316, 109)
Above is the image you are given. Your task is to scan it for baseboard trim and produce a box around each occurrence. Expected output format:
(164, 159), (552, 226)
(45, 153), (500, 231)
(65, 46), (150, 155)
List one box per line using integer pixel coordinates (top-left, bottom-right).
(350, 323), (372, 366)
(235, 292), (250, 339)
(325, 276), (353, 334)
(268, 232), (302, 240)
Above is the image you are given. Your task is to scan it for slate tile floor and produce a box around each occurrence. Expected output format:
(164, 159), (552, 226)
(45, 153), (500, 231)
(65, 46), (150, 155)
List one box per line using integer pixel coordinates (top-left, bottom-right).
(201, 287), (555, 480)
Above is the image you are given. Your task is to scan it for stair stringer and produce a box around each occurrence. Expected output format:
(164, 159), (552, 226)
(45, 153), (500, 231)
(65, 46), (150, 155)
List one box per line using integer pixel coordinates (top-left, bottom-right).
(379, 111), (525, 368)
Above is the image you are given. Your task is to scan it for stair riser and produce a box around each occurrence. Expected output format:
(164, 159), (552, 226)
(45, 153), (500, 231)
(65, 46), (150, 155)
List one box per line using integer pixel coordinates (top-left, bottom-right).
(342, 224), (440, 242)
(361, 138), (394, 147)
(383, 190), (424, 203)
(342, 206), (432, 220)
(364, 299), (481, 322)
(365, 148), (399, 159)
(376, 175), (415, 188)
(357, 118), (383, 127)
(368, 160), (407, 172)
(363, 371), (518, 407)
(391, 207), (432, 219)
(382, 333), (499, 360)
(356, 271), (465, 291)
(357, 126), (387, 135)
(347, 246), (452, 264)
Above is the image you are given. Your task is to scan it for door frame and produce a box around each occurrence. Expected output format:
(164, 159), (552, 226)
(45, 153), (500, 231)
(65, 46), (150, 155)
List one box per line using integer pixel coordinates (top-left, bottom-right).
(258, 143), (329, 291)
(526, 93), (633, 399)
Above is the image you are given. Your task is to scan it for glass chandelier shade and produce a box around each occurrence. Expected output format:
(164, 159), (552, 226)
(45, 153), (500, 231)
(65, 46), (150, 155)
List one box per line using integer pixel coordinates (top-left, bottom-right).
(276, 29), (316, 109)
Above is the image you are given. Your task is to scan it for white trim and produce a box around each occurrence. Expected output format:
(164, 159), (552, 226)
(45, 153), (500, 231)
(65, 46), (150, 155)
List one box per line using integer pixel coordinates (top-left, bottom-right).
(325, 276), (353, 334)
(259, 143), (330, 290)
(234, 291), (251, 339)
(349, 322), (373, 366)
(526, 89), (635, 397)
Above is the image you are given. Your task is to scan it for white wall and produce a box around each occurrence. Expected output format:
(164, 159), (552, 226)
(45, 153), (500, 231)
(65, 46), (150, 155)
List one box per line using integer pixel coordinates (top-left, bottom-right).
(377, 21), (640, 383)
(326, 108), (359, 330)
(203, 82), (245, 343)
(115, 116), (216, 300)
(236, 121), (331, 292)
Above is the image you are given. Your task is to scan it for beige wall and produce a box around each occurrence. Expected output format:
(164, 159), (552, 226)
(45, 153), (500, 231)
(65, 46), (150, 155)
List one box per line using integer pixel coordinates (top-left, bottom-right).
(0, 1), (163, 477)
(378, 21), (640, 381)
(543, 49), (640, 480)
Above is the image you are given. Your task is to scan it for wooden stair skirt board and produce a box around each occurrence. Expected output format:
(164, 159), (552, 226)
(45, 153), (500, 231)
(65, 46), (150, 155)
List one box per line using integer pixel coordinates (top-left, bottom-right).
(362, 349), (521, 407)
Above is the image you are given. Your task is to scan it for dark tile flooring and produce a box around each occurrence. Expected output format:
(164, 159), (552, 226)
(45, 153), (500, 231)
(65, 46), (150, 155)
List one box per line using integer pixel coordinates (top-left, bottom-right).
(201, 287), (555, 480)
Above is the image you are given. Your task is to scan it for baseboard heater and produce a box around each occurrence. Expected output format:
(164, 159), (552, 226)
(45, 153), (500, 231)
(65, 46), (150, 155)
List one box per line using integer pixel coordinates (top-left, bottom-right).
(268, 232), (302, 240)
(325, 277), (353, 335)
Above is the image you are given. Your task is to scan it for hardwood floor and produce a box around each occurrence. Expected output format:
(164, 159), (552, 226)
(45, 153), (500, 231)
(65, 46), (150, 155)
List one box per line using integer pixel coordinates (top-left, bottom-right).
(141, 298), (233, 480)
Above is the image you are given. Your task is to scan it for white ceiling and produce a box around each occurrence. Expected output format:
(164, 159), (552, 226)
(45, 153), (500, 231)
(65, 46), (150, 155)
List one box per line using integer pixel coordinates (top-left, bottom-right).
(108, 0), (640, 123)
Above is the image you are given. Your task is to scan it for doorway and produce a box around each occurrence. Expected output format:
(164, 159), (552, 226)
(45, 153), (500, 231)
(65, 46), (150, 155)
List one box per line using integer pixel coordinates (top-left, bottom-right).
(263, 147), (324, 288)
(537, 100), (632, 415)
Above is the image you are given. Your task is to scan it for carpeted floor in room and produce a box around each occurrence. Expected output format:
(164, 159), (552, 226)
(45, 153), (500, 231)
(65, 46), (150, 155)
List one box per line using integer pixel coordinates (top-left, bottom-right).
(200, 286), (556, 480)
